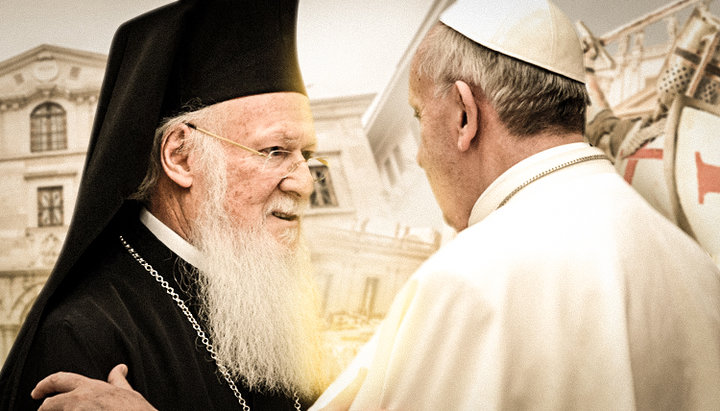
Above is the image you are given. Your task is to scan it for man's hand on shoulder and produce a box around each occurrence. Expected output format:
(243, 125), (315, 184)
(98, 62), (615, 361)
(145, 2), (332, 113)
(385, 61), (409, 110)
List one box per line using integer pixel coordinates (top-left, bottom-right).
(32, 364), (156, 411)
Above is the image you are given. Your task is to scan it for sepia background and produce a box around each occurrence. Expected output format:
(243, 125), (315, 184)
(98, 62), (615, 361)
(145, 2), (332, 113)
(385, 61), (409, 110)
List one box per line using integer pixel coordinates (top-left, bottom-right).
(1, 0), (718, 370)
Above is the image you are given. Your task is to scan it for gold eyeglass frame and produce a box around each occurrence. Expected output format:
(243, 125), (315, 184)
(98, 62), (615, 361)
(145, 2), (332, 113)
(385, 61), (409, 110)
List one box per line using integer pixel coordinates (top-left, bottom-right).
(184, 122), (328, 181)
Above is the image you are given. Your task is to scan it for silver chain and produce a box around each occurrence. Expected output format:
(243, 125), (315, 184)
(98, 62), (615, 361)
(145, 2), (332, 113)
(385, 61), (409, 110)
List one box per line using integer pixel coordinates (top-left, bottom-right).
(119, 235), (302, 411)
(497, 154), (608, 208)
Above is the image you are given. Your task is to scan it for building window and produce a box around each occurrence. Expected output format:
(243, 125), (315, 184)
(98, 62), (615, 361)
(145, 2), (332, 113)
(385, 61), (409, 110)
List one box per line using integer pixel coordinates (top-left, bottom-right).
(37, 186), (63, 227)
(310, 165), (338, 207)
(31, 102), (67, 152)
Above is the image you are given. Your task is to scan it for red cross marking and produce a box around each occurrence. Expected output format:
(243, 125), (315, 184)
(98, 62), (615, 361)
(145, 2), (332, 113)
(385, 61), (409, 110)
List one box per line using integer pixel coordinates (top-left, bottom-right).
(623, 148), (664, 184)
(696, 151), (720, 204)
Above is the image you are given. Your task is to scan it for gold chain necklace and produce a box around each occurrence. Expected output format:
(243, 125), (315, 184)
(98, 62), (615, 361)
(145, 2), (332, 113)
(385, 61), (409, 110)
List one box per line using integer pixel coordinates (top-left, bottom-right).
(120, 235), (302, 411)
(497, 154), (608, 208)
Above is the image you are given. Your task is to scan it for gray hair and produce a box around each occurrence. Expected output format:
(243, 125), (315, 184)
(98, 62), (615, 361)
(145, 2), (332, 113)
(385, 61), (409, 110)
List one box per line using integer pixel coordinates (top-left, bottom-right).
(413, 23), (589, 136)
(130, 103), (228, 203)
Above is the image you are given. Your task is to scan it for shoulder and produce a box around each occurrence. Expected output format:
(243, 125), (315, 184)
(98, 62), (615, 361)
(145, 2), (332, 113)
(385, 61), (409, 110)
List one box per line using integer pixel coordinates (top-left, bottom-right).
(407, 225), (515, 300)
(407, 187), (608, 290)
(34, 261), (140, 356)
(38, 235), (168, 343)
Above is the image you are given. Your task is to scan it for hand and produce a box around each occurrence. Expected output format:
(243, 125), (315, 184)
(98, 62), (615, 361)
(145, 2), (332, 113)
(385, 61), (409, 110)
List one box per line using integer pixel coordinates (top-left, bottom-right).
(31, 364), (157, 411)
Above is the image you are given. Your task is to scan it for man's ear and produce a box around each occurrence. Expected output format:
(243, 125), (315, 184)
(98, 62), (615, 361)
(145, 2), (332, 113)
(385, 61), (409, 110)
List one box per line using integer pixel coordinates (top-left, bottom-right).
(454, 80), (478, 152)
(160, 124), (194, 189)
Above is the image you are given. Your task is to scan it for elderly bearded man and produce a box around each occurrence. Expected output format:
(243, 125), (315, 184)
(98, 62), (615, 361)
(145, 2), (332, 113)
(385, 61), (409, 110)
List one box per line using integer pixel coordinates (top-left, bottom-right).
(0, 1), (330, 409)
(26, 0), (720, 410)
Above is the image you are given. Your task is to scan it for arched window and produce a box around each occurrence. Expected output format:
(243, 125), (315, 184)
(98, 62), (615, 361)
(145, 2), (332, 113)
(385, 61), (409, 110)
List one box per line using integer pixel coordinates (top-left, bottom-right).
(30, 102), (67, 152)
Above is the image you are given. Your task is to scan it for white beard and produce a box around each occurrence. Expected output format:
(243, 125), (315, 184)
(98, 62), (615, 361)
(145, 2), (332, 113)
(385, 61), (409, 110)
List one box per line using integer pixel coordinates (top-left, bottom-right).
(187, 175), (328, 400)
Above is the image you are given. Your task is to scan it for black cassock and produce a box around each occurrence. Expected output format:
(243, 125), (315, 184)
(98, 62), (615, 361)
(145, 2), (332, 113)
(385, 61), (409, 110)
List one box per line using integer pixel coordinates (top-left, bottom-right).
(0, 1), (311, 408)
(10, 213), (310, 410)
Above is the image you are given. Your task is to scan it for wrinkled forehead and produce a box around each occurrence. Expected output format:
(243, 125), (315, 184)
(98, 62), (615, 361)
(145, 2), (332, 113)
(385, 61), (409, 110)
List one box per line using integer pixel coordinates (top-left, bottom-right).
(221, 92), (316, 145)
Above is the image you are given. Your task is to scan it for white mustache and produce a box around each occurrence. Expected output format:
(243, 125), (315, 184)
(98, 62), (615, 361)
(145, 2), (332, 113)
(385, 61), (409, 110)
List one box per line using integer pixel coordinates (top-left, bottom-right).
(266, 196), (308, 217)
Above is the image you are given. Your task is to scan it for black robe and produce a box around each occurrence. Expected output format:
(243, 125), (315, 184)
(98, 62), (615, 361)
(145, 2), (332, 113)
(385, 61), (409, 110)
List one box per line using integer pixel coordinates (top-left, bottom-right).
(1, 1), (311, 408)
(9, 212), (311, 410)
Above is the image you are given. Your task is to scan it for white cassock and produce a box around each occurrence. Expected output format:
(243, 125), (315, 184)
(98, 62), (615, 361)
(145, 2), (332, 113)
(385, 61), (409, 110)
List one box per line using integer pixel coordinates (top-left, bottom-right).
(311, 143), (720, 411)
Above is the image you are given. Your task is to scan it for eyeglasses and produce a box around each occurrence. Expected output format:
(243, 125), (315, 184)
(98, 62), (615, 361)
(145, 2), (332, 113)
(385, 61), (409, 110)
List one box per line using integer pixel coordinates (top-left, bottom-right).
(185, 122), (328, 182)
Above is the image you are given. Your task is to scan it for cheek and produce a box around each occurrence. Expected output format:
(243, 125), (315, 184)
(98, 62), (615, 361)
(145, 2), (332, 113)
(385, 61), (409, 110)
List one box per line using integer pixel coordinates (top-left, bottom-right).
(222, 176), (255, 213)
(418, 135), (443, 175)
(224, 175), (279, 215)
(416, 127), (431, 168)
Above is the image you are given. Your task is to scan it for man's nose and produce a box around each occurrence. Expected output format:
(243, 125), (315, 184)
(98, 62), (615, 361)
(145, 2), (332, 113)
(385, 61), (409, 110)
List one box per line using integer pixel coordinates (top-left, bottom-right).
(279, 160), (315, 200)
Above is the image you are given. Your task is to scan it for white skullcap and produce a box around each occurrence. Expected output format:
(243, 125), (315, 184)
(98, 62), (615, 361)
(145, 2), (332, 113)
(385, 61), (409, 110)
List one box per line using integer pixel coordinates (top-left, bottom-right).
(439, 0), (585, 83)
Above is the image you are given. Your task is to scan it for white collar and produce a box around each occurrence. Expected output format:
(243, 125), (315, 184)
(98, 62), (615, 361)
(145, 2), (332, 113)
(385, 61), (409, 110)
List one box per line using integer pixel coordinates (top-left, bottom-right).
(139, 207), (205, 270)
(468, 143), (609, 226)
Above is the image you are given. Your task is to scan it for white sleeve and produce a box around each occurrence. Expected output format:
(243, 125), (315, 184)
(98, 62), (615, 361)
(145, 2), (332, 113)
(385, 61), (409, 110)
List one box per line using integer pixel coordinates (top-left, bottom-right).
(308, 333), (378, 410)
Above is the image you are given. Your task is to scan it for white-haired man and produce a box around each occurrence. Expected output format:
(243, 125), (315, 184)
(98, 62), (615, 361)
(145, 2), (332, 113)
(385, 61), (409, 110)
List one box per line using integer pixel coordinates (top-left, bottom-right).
(314, 0), (720, 409)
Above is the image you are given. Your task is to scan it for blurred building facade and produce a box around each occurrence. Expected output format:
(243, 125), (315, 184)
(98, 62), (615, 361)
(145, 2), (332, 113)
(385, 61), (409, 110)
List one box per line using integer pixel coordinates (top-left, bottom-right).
(0, 45), (105, 363)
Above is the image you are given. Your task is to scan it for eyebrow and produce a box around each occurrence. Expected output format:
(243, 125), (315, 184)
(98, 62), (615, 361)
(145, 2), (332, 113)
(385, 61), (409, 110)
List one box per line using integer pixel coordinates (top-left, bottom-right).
(261, 131), (318, 152)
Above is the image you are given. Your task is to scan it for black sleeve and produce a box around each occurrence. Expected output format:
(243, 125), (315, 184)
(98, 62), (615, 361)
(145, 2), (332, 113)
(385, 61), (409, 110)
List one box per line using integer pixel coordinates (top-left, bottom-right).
(14, 308), (124, 409)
